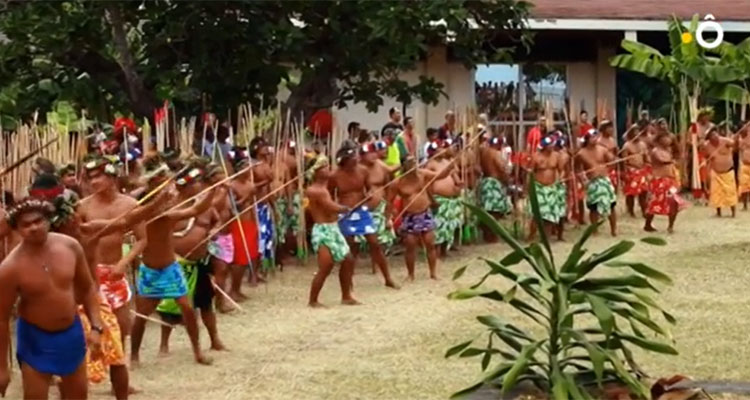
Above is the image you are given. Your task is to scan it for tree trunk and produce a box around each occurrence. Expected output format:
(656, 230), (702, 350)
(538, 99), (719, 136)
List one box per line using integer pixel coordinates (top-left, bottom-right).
(105, 5), (158, 119)
(284, 71), (340, 125)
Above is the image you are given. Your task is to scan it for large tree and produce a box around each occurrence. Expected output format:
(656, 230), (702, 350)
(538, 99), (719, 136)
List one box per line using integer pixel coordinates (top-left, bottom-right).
(0, 1), (529, 124)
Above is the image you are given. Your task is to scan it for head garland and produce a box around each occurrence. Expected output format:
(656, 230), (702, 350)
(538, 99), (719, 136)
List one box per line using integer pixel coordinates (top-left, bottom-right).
(305, 154), (329, 183)
(6, 198), (55, 229)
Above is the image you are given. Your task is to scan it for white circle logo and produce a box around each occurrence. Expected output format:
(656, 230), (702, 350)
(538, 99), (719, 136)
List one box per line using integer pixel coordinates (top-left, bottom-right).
(696, 14), (724, 49)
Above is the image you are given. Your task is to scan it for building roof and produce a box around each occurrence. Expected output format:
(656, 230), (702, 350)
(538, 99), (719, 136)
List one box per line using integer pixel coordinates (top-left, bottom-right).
(529, 0), (750, 21)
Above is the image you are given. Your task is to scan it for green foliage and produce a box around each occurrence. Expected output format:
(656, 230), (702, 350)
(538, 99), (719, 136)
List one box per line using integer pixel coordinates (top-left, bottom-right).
(0, 1), (530, 122)
(447, 177), (676, 398)
(610, 14), (750, 131)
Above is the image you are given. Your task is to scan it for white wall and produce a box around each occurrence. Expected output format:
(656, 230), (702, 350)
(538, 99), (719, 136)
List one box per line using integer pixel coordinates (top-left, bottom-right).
(566, 43), (618, 127)
(332, 45), (476, 139)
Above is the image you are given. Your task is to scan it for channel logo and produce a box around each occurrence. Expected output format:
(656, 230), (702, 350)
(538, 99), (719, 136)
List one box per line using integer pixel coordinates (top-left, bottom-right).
(681, 14), (724, 49)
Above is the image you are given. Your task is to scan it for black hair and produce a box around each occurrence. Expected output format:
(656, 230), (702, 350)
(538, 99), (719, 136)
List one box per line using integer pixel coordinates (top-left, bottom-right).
(6, 198), (55, 229)
(35, 157), (56, 174)
(388, 107), (398, 117)
(335, 146), (356, 165)
(426, 127), (438, 138)
(249, 137), (266, 159)
(347, 122), (360, 135)
(404, 116), (413, 125)
(580, 110), (588, 116)
(217, 124), (230, 141)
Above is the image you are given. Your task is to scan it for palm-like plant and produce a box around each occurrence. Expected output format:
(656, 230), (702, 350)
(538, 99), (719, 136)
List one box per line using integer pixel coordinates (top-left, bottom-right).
(447, 178), (676, 399)
(610, 15), (748, 132)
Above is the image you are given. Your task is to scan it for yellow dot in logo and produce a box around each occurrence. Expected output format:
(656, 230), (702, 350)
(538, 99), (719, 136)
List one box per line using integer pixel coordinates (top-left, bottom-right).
(681, 32), (693, 44)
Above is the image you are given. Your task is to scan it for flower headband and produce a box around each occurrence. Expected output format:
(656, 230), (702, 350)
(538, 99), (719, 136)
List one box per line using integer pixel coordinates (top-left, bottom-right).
(538, 135), (555, 150)
(143, 163), (170, 181)
(6, 198), (55, 228)
(336, 148), (356, 165)
(84, 157), (118, 176)
(305, 155), (329, 182)
(176, 167), (204, 186)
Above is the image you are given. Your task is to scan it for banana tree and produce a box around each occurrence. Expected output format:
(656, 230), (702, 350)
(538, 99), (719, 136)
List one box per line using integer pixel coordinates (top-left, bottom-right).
(447, 178), (676, 399)
(610, 14), (748, 131)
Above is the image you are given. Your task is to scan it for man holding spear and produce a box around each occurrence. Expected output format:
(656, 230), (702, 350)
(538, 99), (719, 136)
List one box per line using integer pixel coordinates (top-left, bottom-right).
(576, 129), (618, 236)
(621, 126), (651, 218)
(130, 157), (217, 366)
(305, 154), (359, 308)
(331, 147), (398, 289)
(156, 161), (226, 354)
(478, 136), (512, 243)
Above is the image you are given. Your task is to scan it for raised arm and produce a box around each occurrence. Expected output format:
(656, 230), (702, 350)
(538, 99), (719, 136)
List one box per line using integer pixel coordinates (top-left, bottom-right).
(166, 188), (217, 221)
(0, 262), (18, 395)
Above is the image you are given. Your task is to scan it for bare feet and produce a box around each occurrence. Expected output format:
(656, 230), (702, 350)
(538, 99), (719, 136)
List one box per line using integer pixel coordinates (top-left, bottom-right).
(406, 274), (415, 282)
(308, 302), (327, 309)
(111, 386), (141, 396)
(195, 353), (213, 365)
(644, 225), (657, 232)
(341, 298), (362, 305)
(385, 280), (400, 290)
(667, 227), (674, 234)
(218, 302), (235, 314)
(130, 355), (141, 369)
(430, 274), (440, 280)
(229, 291), (248, 303)
(158, 347), (169, 357)
(210, 341), (227, 351)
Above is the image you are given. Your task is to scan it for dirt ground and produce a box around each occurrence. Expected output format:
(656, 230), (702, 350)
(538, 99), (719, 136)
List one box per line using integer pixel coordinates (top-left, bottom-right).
(5, 204), (750, 399)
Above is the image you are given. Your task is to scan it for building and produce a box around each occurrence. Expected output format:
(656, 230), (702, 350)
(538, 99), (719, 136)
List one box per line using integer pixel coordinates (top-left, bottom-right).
(333, 0), (750, 142)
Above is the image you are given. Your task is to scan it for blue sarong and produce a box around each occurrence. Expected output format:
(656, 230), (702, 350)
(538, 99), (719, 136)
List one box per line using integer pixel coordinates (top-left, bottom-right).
(16, 315), (86, 376)
(136, 261), (188, 299)
(338, 205), (376, 237)
(257, 202), (275, 263)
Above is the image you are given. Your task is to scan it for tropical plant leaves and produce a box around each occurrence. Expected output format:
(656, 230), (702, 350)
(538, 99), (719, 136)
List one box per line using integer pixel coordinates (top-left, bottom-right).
(501, 341), (544, 395)
(605, 261), (673, 284)
(640, 236), (667, 246)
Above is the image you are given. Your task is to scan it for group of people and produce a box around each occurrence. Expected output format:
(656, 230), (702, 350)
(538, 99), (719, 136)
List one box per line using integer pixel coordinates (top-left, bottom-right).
(0, 105), (746, 400)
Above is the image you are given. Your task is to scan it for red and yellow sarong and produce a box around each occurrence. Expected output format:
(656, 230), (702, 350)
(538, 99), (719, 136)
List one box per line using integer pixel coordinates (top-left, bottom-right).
(709, 170), (738, 208)
(738, 164), (750, 195)
(624, 166), (650, 196)
(96, 264), (132, 310)
(647, 177), (686, 216)
(79, 295), (126, 383)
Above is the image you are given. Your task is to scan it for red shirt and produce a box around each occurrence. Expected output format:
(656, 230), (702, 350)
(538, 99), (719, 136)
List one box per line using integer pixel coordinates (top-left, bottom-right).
(579, 123), (594, 137)
(526, 126), (542, 152)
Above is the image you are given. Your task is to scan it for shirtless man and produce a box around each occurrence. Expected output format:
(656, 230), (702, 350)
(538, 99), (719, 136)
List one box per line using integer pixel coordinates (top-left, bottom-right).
(693, 108), (715, 198)
(702, 129), (737, 217)
(130, 159), (216, 366)
(157, 163), (225, 354)
(78, 158), (146, 398)
(0, 199), (103, 400)
(576, 129), (617, 236)
(736, 123), (750, 210)
(426, 140), (463, 254)
(598, 120), (619, 191)
(391, 156), (452, 280)
(305, 155), (359, 308)
(277, 141), (302, 263)
(528, 135), (563, 240)
(249, 138), (276, 270)
(79, 159), (145, 345)
(206, 166), (235, 313)
(358, 143), (398, 264)
(620, 126), (651, 217)
(644, 132), (685, 232)
(478, 136), (512, 242)
(229, 157), (262, 294)
(330, 146), (397, 288)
